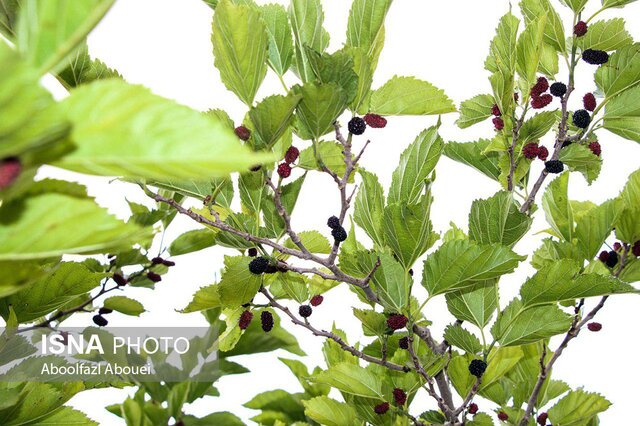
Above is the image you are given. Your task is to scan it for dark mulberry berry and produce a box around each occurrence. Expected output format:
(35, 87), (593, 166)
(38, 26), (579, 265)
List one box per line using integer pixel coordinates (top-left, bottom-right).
(331, 226), (348, 243)
(605, 250), (618, 267)
(93, 315), (108, 327)
(348, 117), (366, 135)
(522, 143), (540, 159)
(582, 49), (609, 65)
(531, 94), (553, 109)
(249, 257), (269, 274)
(277, 162), (291, 178)
(468, 403), (479, 415)
(364, 113), (387, 128)
(598, 250), (610, 263)
(514, 92), (520, 102)
(310, 295), (324, 306)
(234, 125), (251, 141)
(537, 146), (549, 161)
(530, 77), (549, 97)
(537, 412), (548, 425)
(573, 110), (591, 129)
(408, 269), (414, 276)
(374, 402), (389, 415)
(587, 322), (602, 332)
(113, 273), (128, 286)
(248, 248), (258, 257)
(589, 141), (601, 156)
(0, 157), (21, 190)
(613, 242), (622, 252)
(545, 160), (564, 174)
(498, 411), (509, 421)
(393, 388), (407, 406)
(491, 104), (501, 117)
(162, 259), (176, 267)
(550, 82), (567, 97)
(574, 21), (588, 37)
(387, 314), (409, 330)
(261, 311), (274, 332)
(327, 216), (340, 229)
(562, 140), (573, 148)
(299, 305), (312, 318)
(468, 359), (487, 378)
(398, 336), (409, 349)
(151, 256), (164, 265)
(492, 117), (504, 130)
(98, 308), (113, 315)
(147, 272), (162, 282)
(633, 241), (640, 257)
(583, 93), (597, 111)
(264, 264), (278, 274)
(239, 310), (253, 330)
(249, 164), (262, 172)
(284, 146), (299, 164)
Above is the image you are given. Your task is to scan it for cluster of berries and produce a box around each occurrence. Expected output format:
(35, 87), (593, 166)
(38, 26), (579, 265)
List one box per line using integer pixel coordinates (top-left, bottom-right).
(491, 104), (504, 130)
(327, 215), (347, 244)
(576, 22), (608, 65)
(238, 310), (275, 332)
(147, 256), (175, 283)
(522, 143), (549, 161)
(373, 388), (407, 415)
(277, 146), (300, 179)
(530, 77), (553, 109)
(0, 157), (21, 190)
(92, 307), (113, 327)
(348, 113), (387, 136)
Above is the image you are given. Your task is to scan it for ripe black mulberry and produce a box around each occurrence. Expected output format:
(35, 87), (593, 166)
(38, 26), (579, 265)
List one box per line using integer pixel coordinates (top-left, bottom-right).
(93, 315), (108, 327)
(113, 273), (128, 287)
(582, 49), (609, 65)
(550, 82), (567, 97)
(374, 402), (389, 415)
(605, 250), (618, 268)
(331, 226), (347, 243)
(299, 305), (313, 318)
(469, 403), (479, 415)
(327, 216), (340, 229)
(572, 110), (591, 129)
(261, 311), (274, 332)
(468, 359), (487, 377)
(248, 248), (258, 257)
(249, 257), (269, 274)
(398, 336), (409, 349)
(544, 160), (564, 174)
(147, 272), (162, 283)
(98, 308), (113, 315)
(348, 117), (366, 135)
(393, 388), (407, 405)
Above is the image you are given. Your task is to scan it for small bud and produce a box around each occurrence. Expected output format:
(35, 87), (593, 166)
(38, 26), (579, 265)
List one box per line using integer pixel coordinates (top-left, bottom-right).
(468, 403), (479, 415)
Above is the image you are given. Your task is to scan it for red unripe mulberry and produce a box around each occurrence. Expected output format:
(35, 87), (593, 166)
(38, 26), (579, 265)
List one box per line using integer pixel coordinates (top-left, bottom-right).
(583, 93), (597, 111)
(522, 143), (540, 159)
(498, 411), (509, 421)
(0, 157), (21, 190)
(491, 104), (501, 116)
(239, 310), (254, 330)
(574, 21), (588, 37)
(587, 322), (602, 332)
(468, 403), (479, 415)
(374, 402), (389, 415)
(531, 94), (553, 109)
(589, 141), (601, 156)
(530, 77), (549, 97)
(364, 113), (387, 128)
(392, 388), (407, 406)
(493, 117), (504, 130)
(537, 146), (549, 161)
(234, 125), (251, 141)
(537, 412), (548, 425)
(387, 314), (408, 330)
(277, 162), (292, 178)
(284, 146), (299, 163)
(310, 295), (324, 306)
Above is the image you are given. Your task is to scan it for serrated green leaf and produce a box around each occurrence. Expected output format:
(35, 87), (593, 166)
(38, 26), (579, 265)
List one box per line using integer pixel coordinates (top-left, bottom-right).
(422, 239), (525, 297)
(558, 0), (588, 12)
(369, 76), (455, 115)
(306, 49), (359, 104)
(212, 0), (268, 105)
(558, 143), (602, 183)
(169, 229), (217, 256)
(103, 296), (145, 317)
(538, 42), (559, 77)
(520, 0), (565, 52)
(345, 0), (392, 58)
(29, 406), (98, 425)
(578, 18), (632, 52)
(601, 0), (638, 9)
(596, 43), (640, 99)
(542, 173), (574, 242)
(293, 82), (348, 140)
(57, 80), (274, 180)
(312, 363), (383, 398)
(444, 324), (483, 354)
(288, 0), (330, 82)
(603, 84), (640, 143)
(371, 253), (409, 312)
(548, 390), (611, 425)
(354, 170), (385, 247)
(469, 191), (532, 247)
(58, 44), (122, 88)
(456, 94), (495, 128)
(298, 141), (345, 176)
(516, 15), (547, 88)
(352, 308), (388, 336)
(388, 126), (443, 205)
(519, 111), (558, 145)
(444, 140), (502, 182)
(303, 396), (358, 426)
(249, 93), (301, 149)
(446, 281), (498, 328)
(284, 231), (331, 254)
(485, 13), (520, 76)
(180, 284), (221, 313)
(575, 198), (620, 259)
(259, 4), (294, 76)
(218, 256), (262, 307)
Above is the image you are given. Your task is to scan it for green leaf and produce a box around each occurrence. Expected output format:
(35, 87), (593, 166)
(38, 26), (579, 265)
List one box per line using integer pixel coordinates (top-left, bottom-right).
(577, 18), (632, 52)
(519, 111), (558, 145)
(0, 44), (69, 160)
(169, 229), (217, 256)
(532, 238), (583, 269)
(345, 0), (392, 57)
(548, 390), (611, 425)
(218, 256), (262, 307)
(558, 0), (588, 13)
(446, 281), (498, 328)
(211, 0), (268, 105)
(469, 191), (532, 247)
(57, 80), (274, 180)
(284, 231), (331, 255)
(559, 143), (602, 183)
(422, 239), (525, 297)
(516, 15), (547, 88)
(519, 0), (566, 53)
(58, 44), (122, 88)
(2, 262), (103, 323)
(103, 296), (145, 317)
(244, 389), (305, 420)
(538, 42), (560, 77)
(259, 4), (294, 76)
(298, 141), (345, 176)
(273, 272), (309, 304)
(17, 0), (115, 74)
(542, 173), (574, 242)
(306, 49), (359, 104)
(601, 0), (638, 8)
(369, 76), (455, 115)
(239, 171), (266, 214)
(0, 0), (19, 38)
(180, 284), (221, 313)
(388, 126), (443, 205)
(456, 94), (495, 128)
(491, 298), (572, 346)
(288, 0), (330, 82)
(293, 82), (348, 140)
(382, 195), (438, 268)
(352, 308), (388, 336)
(303, 396), (358, 426)
(575, 198), (620, 259)
(443, 324), (483, 354)
(443, 140), (501, 182)
(30, 406), (98, 425)
(520, 260), (580, 307)
(595, 43), (640, 99)
(249, 93), (301, 149)
(485, 13), (520, 76)
(354, 170), (385, 247)
(372, 253), (409, 312)
(312, 363), (383, 398)
(0, 189), (150, 260)
(603, 84), (640, 143)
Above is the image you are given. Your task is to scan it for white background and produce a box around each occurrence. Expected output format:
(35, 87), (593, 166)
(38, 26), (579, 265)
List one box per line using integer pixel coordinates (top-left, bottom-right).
(37, 0), (640, 424)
